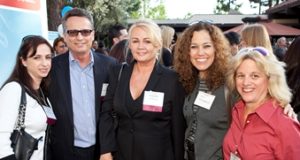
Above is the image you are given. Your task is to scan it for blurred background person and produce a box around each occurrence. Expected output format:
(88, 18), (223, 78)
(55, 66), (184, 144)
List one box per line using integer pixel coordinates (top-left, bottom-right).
(284, 36), (300, 121)
(108, 39), (132, 64)
(224, 31), (241, 56)
(95, 40), (109, 56)
(107, 24), (128, 50)
(274, 36), (287, 61)
(239, 23), (278, 60)
(160, 25), (175, 67)
(53, 37), (68, 56)
(224, 47), (300, 160)
(92, 40), (98, 51)
(0, 35), (54, 159)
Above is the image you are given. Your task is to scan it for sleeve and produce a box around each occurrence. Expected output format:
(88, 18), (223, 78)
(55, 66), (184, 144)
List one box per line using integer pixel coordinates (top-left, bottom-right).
(273, 117), (300, 160)
(99, 65), (120, 154)
(0, 82), (22, 158)
(171, 76), (186, 160)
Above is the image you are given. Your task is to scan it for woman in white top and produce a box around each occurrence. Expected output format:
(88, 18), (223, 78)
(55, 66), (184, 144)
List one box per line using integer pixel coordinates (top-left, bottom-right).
(0, 35), (54, 160)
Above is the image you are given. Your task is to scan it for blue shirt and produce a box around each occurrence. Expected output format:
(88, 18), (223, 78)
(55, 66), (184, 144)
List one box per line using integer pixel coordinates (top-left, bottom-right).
(69, 52), (96, 147)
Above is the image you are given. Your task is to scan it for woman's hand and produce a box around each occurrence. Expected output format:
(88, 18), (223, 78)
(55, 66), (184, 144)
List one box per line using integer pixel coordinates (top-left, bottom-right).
(284, 104), (298, 122)
(99, 153), (113, 160)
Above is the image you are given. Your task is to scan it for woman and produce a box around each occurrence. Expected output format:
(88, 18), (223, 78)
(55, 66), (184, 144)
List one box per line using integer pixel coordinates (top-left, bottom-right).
(239, 23), (277, 60)
(173, 22), (232, 160)
(223, 47), (300, 159)
(53, 37), (68, 56)
(160, 25), (175, 67)
(284, 36), (300, 121)
(0, 35), (55, 160)
(100, 20), (185, 160)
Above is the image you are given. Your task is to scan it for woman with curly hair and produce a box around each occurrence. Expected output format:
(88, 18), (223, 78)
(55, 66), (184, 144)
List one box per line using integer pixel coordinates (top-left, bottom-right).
(173, 22), (232, 160)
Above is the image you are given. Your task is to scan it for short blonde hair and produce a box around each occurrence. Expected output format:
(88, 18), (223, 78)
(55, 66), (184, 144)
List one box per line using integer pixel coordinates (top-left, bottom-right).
(226, 47), (291, 107)
(128, 19), (162, 50)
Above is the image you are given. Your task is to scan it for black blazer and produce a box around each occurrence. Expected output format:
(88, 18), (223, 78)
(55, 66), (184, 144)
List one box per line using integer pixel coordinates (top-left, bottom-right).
(100, 61), (186, 160)
(48, 52), (117, 160)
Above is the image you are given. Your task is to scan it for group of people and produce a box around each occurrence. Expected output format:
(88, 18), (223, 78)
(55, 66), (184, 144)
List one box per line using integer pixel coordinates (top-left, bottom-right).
(1, 7), (300, 160)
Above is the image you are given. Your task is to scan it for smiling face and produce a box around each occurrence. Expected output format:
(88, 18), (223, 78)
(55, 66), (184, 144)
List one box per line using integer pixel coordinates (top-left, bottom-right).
(63, 16), (94, 56)
(235, 59), (269, 108)
(189, 30), (215, 77)
(129, 27), (159, 64)
(22, 44), (52, 84)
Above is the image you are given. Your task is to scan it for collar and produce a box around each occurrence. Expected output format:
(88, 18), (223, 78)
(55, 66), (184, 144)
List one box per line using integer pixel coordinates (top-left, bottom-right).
(234, 99), (279, 123)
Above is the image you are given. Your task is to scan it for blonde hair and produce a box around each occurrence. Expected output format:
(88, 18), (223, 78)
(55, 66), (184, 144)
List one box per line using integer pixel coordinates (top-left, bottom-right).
(160, 25), (175, 49)
(128, 19), (162, 52)
(226, 47), (292, 107)
(241, 24), (273, 53)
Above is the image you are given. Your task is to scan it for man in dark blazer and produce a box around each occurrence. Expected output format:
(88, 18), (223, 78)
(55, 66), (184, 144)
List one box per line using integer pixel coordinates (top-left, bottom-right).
(48, 8), (116, 160)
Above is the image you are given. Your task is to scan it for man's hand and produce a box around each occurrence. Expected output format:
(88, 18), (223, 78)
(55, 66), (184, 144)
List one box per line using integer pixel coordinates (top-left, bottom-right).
(99, 153), (113, 160)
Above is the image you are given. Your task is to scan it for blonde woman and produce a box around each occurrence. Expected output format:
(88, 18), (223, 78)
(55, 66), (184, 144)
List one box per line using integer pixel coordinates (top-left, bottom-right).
(160, 25), (175, 67)
(100, 20), (185, 160)
(223, 47), (300, 159)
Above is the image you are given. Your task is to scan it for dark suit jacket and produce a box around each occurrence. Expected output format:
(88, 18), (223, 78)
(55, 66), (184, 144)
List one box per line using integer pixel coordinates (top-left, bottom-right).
(48, 52), (117, 160)
(100, 61), (186, 160)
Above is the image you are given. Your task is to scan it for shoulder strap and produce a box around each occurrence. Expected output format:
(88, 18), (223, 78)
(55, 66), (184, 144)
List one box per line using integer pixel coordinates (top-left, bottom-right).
(118, 62), (127, 82)
(15, 85), (27, 130)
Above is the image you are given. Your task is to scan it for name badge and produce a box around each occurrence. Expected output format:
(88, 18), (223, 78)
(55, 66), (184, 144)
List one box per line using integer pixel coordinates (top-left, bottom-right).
(143, 91), (164, 112)
(230, 152), (241, 160)
(194, 91), (215, 110)
(101, 83), (109, 97)
(42, 105), (57, 125)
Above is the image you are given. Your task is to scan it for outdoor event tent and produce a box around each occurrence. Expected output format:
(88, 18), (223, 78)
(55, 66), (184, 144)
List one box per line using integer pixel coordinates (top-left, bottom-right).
(224, 21), (300, 36)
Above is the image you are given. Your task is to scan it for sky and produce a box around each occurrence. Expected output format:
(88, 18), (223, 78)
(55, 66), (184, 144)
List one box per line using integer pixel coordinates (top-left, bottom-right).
(153, 0), (264, 19)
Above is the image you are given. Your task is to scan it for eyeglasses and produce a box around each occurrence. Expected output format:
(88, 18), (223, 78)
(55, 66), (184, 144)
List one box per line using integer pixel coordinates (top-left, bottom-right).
(238, 47), (269, 56)
(189, 20), (214, 26)
(66, 29), (93, 37)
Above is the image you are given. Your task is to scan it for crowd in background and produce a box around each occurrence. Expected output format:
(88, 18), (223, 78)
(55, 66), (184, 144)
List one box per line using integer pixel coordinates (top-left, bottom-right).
(1, 7), (300, 160)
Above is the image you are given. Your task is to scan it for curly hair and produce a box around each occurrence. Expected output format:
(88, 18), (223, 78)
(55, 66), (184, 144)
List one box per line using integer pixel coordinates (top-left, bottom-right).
(173, 23), (231, 94)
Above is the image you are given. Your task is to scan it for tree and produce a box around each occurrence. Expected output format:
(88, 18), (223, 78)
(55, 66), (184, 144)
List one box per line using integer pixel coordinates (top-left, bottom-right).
(214, 0), (242, 14)
(137, 0), (167, 19)
(248, 0), (284, 14)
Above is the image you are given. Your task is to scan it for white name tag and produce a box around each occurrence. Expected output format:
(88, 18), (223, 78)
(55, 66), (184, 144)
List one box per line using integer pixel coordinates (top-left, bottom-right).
(194, 91), (215, 110)
(143, 91), (164, 112)
(42, 105), (57, 120)
(230, 152), (241, 160)
(101, 83), (109, 97)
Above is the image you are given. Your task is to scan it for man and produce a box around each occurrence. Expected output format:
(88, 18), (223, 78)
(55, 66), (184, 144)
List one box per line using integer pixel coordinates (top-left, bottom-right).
(107, 24), (128, 49)
(48, 8), (116, 160)
(274, 36), (287, 61)
(224, 31), (241, 56)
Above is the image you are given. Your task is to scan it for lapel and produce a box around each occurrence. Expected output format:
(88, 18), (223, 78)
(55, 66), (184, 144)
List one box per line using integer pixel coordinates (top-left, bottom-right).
(93, 52), (104, 121)
(57, 53), (73, 124)
(121, 61), (163, 116)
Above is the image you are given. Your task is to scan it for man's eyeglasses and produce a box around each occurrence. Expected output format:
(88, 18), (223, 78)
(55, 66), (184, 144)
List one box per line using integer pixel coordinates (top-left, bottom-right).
(66, 29), (93, 37)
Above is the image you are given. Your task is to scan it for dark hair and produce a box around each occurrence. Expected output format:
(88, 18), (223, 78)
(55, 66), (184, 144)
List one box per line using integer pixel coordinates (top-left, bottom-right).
(62, 8), (94, 32)
(224, 31), (241, 45)
(109, 39), (132, 63)
(53, 37), (65, 48)
(284, 36), (300, 113)
(2, 35), (54, 96)
(108, 24), (126, 48)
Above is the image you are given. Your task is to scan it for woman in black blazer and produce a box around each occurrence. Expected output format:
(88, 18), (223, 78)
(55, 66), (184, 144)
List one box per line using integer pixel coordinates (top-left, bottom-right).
(100, 19), (186, 160)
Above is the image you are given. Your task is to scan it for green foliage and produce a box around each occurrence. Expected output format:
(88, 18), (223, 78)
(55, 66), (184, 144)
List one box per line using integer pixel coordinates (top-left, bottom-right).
(215, 0), (242, 14)
(147, 3), (167, 19)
